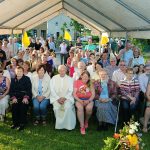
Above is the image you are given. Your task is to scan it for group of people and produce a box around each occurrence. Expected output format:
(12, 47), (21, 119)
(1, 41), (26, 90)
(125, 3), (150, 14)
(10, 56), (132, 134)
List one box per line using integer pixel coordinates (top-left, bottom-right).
(0, 36), (150, 135)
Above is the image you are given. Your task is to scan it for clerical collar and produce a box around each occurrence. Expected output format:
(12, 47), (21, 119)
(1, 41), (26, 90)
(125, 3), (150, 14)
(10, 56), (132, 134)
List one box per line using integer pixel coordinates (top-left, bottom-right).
(60, 74), (66, 78)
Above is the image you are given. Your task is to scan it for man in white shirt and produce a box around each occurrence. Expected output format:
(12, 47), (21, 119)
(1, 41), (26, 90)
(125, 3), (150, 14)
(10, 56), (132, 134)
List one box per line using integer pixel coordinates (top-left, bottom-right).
(112, 60), (127, 85)
(59, 40), (68, 65)
(139, 64), (150, 94)
(50, 65), (76, 130)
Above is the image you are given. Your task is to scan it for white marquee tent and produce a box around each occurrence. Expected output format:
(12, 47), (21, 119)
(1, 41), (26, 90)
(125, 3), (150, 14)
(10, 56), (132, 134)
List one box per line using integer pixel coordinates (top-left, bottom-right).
(0, 0), (150, 38)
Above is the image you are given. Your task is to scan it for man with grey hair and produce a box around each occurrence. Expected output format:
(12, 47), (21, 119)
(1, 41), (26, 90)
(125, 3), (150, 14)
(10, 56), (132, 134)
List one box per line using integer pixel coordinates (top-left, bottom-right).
(105, 57), (118, 79)
(50, 65), (76, 130)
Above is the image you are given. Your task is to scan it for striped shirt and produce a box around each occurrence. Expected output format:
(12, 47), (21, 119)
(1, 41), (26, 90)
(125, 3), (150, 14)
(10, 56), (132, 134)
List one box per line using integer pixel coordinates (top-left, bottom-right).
(120, 78), (140, 99)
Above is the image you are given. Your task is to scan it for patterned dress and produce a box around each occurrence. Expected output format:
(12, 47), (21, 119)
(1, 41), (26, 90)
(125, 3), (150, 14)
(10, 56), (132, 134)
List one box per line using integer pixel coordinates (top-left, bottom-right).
(94, 79), (118, 124)
(0, 77), (9, 115)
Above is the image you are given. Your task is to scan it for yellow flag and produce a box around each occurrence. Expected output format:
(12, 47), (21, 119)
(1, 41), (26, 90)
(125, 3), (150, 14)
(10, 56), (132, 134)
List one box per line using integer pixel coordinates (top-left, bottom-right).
(100, 36), (109, 45)
(64, 30), (72, 41)
(22, 31), (30, 47)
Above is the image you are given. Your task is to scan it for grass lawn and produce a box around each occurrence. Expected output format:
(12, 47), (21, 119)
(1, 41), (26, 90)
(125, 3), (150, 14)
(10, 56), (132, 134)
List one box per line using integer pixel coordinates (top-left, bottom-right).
(0, 113), (150, 150)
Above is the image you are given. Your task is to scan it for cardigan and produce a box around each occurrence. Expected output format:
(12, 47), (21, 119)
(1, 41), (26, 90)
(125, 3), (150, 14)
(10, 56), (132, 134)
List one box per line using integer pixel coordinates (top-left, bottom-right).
(9, 75), (32, 101)
(94, 79), (118, 100)
(32, 73), (51, 99)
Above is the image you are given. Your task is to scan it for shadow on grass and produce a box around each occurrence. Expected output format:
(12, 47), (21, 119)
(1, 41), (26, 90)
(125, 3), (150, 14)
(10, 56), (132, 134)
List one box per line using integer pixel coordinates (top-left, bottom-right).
(0, 113), (150, 150)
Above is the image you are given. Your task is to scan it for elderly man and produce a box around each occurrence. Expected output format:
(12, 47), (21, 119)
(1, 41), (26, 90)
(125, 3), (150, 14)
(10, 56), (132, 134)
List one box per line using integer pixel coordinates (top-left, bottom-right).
(50, 65), (76, 130)
(117, 41), (133, 66)
(112, 60), (126, 85)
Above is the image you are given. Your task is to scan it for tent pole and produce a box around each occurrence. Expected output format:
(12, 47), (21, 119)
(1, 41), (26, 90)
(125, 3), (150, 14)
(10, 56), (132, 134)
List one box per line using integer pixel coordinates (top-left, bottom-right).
(109, 32), (112, 49)
(125, 32), (128, 45)
(11, 29), (14, 38)
(11, 29), (14, 53)
(99, 31), (102, 55)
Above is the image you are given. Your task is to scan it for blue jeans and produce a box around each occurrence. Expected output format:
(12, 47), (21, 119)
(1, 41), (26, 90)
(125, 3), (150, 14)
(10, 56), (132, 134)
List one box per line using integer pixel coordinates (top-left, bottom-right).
(32, 98), (49, 120)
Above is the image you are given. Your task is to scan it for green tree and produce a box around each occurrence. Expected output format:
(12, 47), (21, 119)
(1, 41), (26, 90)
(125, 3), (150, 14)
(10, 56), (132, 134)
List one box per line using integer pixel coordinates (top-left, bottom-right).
(60, 22), (68, 37)
(70, 19), (85, 39)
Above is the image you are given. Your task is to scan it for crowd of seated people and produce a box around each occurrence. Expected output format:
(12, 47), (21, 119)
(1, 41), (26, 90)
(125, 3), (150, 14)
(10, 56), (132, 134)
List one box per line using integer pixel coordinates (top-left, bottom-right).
(0, 36), (150, 135)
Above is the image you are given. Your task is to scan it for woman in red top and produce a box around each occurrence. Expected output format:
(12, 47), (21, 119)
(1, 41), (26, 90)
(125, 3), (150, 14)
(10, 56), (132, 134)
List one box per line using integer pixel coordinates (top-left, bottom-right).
(73, 71), (95, 135)
(69, 57), (78, 77)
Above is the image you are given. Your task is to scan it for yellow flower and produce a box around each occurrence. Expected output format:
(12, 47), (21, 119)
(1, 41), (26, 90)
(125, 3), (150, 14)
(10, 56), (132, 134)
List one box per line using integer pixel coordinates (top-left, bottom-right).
(126, 134), (138, 146)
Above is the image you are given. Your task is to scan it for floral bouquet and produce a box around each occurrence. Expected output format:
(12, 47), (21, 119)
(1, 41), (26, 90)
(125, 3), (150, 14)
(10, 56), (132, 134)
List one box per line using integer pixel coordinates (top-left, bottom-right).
(102, 119), (145, 150)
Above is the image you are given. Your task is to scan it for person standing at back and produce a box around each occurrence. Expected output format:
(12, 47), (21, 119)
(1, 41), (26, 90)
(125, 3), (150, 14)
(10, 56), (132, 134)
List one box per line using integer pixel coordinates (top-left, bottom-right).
(59, 40), (68, 64)
(0, 40), (7, 69)
(117, 41), (133, 66)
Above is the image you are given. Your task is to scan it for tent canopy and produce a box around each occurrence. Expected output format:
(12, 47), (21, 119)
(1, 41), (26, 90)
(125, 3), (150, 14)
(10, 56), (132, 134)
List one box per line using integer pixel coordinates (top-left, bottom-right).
(0, 0), (150, 38)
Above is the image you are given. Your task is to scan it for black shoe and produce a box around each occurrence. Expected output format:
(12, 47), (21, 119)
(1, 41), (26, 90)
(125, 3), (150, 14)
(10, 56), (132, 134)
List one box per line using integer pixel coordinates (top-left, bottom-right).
(103, 123), (108, 131)
(17, 125), (24, 131)
(97, 124), (103, 131)
(11, 125), (19, 129)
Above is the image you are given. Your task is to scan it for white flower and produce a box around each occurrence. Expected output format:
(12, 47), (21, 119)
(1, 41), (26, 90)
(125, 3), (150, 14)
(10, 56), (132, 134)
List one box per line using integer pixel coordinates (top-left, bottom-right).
(129, 129), (135, 134)
(134, 122), (140, 126)
(130, 124), (138, 131)
(130, 124), (136, 129)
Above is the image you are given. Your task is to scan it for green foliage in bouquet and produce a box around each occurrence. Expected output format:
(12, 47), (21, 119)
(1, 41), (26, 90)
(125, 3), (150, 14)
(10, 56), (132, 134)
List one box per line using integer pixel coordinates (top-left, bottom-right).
(102, 137), (119, 150)
(102, 119), (145, 150)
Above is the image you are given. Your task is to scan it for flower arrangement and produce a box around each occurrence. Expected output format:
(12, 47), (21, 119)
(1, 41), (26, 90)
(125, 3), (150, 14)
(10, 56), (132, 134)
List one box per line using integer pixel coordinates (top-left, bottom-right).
(102, 119), (145, 150)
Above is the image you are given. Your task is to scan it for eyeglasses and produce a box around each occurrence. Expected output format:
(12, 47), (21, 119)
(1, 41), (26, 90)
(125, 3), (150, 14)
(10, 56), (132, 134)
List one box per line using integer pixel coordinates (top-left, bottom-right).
(127, 72), (133, 75)
(120, 64), (126, 66)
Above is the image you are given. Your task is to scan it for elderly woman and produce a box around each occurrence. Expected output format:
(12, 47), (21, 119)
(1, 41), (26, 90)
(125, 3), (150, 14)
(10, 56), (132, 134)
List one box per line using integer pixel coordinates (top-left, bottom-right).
(95, 70), (118, 130)
(91, 62), (103, 81)
(0, 67), (10, 121)
(32, 64), (50, 125)
(130, 46), (145, 67)
(30, 53), (38, 72)
(9, 66), (32, 131)
(73, 71), (95, 135)
(23, 61), (32, 80)
(73, 61), (86, 81)
(105, 57), (118, 79)
(120, 68), (140, 123)
(7, 58), (18, 79)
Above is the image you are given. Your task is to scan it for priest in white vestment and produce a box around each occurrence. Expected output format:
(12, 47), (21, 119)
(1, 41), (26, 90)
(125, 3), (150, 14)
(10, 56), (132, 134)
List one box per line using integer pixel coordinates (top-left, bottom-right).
(50, 65), (76, 130)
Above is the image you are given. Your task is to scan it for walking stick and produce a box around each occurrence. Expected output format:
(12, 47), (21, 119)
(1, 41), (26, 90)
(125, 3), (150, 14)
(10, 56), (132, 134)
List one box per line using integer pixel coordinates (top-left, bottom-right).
(114, 99), (121, 133)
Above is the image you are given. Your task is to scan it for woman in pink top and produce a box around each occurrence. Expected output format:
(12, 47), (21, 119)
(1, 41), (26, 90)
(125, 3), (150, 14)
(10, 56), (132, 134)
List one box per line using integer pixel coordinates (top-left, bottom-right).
(73, 71), (95, 135)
